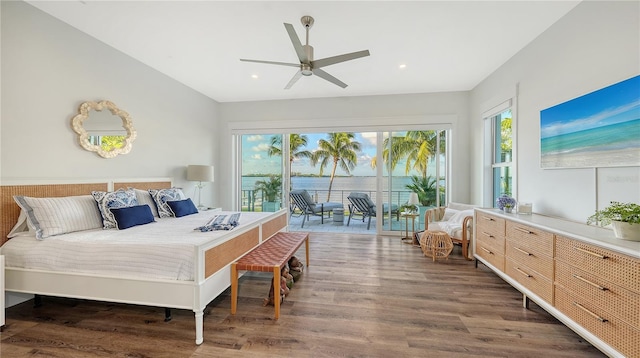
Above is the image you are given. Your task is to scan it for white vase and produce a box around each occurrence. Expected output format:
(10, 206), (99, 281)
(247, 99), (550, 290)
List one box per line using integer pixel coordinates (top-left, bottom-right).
(611, 221), (640, 241)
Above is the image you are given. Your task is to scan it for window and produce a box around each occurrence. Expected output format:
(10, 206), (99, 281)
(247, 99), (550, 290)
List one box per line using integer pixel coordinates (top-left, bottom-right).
(491, 109), (513, 206)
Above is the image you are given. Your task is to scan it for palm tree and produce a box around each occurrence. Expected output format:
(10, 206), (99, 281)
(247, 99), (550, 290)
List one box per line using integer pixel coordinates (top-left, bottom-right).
(371, 130), (443, 179)
(267, 134), (313, 177)
(311, 132), (361, 201)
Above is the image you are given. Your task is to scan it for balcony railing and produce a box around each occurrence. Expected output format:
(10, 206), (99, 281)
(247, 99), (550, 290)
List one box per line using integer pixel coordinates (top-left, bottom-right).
(242, 189), (420, 213)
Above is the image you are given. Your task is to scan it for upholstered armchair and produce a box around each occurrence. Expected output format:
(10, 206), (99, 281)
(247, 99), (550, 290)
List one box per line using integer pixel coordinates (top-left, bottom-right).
(420, 202), (479, 260)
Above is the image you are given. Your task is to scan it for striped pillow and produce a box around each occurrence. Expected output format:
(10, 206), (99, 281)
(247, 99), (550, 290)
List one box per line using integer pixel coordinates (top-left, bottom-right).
(13, 195), (103, 240)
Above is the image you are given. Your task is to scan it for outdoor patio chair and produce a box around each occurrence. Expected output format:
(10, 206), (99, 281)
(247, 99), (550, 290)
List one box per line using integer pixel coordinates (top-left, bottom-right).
(347, 192), (399, 230)
(289, 189), (343, 228)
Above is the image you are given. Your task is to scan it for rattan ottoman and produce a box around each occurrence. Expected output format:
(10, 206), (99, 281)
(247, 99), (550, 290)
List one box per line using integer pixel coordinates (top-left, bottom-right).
(420, 230), (454, 262)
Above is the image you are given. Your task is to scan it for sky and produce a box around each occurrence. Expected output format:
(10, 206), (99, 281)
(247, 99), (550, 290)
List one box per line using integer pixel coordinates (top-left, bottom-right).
(241, 131), (443, 177)
(540, 75), (640, 139)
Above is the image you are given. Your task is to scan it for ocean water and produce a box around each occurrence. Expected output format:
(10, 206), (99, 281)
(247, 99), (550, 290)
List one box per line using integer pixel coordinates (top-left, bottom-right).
(242, 175), (419, 203)
(541, 119), (640, 155)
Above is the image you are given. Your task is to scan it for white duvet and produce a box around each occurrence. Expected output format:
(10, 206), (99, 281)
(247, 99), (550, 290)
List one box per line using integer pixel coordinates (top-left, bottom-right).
(0, 211), (267, 281)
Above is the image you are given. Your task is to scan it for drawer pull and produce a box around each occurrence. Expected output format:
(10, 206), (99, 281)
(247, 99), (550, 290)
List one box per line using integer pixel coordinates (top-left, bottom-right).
(573, 302), (608, 323)
(481, 231), (495, 238)
(514, 227), (533, 234)
(482, 216), (495, 221)
(480, 247), (493, 255)
(515, 267), (531, 277)
(574, 247), (608, 259)
(514, 247), (532, 256)
(573, 274), (608, 291)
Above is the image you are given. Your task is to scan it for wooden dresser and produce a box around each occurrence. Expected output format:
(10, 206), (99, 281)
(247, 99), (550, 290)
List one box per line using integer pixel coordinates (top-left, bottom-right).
(474, 208), (640, 358)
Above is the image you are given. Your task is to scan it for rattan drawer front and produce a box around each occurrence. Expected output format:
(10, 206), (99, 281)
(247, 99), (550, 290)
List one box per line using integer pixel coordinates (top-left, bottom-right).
(556, 235), (640, 294)
(556, 261), (639, 328)
(555, 287), (640, 358)
(477, 244), (505, 272)
(475, 212), (505, 238)
(476, 232), (505, 256)
(506, 240), (554, 279)
(506, 221), (554, 257)
(505, 258), (553, 303)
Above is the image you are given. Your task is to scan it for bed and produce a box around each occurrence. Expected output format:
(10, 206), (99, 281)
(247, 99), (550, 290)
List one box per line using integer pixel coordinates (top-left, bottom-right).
(0, 179), (288, 344)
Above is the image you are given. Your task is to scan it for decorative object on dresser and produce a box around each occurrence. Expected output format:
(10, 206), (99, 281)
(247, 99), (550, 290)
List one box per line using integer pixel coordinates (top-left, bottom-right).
(70, 100), (136, 158)
(495, 194), (516, 213)
(474, 208), (640, 358)
(186, 165), (214, 210)
(587, 201), (640, 241)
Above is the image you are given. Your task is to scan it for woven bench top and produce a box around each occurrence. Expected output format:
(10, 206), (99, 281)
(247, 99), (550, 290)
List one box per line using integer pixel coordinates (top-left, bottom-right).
(235, 232), (309, 272)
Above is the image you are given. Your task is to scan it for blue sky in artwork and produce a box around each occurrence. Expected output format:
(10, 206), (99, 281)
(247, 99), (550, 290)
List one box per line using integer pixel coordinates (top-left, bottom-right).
(540, 75), (640, 139)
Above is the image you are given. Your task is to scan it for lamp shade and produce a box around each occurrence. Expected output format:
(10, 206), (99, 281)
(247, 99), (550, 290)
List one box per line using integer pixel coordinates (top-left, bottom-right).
(187, 165), (214, 182)
(408, 192), (420, 206)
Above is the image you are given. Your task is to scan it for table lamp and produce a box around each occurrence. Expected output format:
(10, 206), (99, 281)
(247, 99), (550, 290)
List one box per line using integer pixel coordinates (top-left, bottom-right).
(187, 165), (214, 210)
(407, 192), (420, 214)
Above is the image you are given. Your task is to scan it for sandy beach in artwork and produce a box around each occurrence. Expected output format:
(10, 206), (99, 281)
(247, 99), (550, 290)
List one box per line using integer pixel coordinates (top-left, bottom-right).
(541, 147), (640, 168)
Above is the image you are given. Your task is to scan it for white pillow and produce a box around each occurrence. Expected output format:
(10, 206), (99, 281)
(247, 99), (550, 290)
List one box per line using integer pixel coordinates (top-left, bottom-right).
(132, 188), (159, 218)
(6, 209), (36, 238)
(442, 208), (460, 221)
(13, 195), (103, 240)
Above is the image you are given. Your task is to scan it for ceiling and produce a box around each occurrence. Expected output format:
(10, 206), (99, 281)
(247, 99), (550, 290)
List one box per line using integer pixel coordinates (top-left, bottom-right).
(26, 1), (581, 103)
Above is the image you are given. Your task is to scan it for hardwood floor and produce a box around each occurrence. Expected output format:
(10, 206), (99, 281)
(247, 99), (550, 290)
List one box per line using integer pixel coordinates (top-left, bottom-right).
(1, 233), (605, 357)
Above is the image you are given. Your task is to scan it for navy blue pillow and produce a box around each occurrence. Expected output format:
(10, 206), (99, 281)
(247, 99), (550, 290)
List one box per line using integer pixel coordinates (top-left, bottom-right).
(167, 198), (198, 217)
(110, 204), (155, 230)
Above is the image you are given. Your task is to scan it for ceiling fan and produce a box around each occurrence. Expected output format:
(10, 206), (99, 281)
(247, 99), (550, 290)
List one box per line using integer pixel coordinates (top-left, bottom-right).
(240, 16), (370, 89)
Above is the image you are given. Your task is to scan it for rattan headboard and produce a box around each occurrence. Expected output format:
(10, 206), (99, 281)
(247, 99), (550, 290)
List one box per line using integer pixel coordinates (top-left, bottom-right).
(1, 179), (173, 246)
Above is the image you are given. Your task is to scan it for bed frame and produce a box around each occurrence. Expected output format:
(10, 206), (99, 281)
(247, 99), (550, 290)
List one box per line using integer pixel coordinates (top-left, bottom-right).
(0, 179), (288, 344)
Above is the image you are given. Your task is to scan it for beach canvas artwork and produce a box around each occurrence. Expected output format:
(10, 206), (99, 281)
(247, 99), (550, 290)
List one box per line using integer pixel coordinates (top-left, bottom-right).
(540, 75), (640, 168)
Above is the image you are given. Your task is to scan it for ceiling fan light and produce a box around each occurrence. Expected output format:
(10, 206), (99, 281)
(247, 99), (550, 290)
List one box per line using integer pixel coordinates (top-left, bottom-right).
(301, 64), (313, 76)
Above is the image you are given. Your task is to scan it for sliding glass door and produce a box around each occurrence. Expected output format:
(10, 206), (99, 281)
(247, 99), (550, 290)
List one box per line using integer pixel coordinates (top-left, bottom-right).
(236, 127), (449, 234)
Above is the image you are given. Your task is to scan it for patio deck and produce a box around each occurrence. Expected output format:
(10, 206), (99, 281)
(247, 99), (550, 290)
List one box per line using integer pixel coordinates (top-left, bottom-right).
(287, 209), (421, 235)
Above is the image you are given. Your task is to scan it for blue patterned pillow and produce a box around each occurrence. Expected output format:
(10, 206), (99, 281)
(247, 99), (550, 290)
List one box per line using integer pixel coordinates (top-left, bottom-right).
(92, 189), (138, 229)
(148, 188), (185, 218)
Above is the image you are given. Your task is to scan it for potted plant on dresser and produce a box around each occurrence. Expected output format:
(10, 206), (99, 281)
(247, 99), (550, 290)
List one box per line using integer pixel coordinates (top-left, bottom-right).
(255, 175), (282, 212)
(587, 201), (640, 241)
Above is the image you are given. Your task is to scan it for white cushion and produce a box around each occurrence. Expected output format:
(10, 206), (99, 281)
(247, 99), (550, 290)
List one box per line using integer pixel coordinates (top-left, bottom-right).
(6, 209), (36, 238)
(132, 188), (159, 218)
(441, 208), (459, 221)
(432, 209), (474, 239)
(13, 195), (103, 240)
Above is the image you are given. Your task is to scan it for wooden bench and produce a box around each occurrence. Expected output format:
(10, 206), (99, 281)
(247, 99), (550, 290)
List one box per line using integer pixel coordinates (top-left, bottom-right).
(230, 231), (309, 319)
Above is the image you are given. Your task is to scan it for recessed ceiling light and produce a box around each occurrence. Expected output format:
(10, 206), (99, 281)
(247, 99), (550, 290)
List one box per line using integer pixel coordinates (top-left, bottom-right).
(251, 74), (259, 79)
(399, 64), (407, 69)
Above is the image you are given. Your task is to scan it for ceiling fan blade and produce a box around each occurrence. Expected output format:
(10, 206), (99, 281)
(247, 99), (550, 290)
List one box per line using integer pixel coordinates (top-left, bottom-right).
(284, 71), (303, 89)
(311, 50), (370, 69)
(240, 59), (299, 67)
(284, 23), (308, 63)
(313, 68), (347, 88)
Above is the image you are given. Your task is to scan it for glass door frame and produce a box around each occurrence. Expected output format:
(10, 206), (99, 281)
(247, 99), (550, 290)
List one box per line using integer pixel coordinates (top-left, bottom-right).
(231, 122), (453, 236)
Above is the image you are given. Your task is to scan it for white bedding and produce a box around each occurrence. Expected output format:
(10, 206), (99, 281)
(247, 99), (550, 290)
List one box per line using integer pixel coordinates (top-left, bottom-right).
(0, 211), (266, 281)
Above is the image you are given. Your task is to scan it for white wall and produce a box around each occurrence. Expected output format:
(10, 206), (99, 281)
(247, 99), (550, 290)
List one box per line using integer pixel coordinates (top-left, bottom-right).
(1, 1), (220, 207)
(469, 1), (640, 222)
(218, 91), (471, 209)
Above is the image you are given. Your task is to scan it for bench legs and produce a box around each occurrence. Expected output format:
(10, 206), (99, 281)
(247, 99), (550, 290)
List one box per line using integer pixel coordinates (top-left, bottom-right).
(231, 262), (238, 315)
(273, 265), (281, 320)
